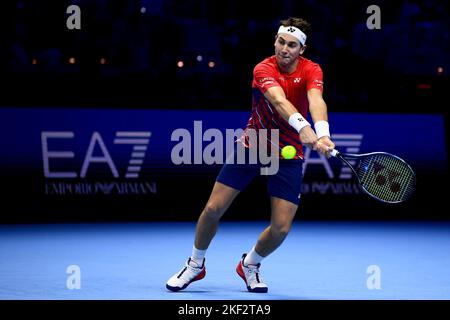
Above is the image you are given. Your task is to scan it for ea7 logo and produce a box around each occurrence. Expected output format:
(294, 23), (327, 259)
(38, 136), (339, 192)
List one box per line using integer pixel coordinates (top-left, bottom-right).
(41, 131), (151, 178)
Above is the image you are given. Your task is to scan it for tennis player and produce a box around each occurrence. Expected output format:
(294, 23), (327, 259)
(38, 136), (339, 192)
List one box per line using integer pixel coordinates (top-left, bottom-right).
(166, 17), (335, 293)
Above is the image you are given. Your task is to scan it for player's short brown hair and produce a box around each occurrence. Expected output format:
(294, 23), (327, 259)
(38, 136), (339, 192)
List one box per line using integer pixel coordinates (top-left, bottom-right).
(279, 17), (312, 37)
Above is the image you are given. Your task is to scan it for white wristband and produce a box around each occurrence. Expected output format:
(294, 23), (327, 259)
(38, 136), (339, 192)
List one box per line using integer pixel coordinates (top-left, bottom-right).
(288, 113), (310, 133)
(314, 120), (330, 139)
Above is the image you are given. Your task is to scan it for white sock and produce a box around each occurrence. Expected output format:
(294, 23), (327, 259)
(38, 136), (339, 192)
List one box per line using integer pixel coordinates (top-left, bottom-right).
(244, 246), (264, 266)
(190, 246), (206, 267)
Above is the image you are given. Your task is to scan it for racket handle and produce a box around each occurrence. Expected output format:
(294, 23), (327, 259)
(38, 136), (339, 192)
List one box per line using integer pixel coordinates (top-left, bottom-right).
(330, 149), (339, 157)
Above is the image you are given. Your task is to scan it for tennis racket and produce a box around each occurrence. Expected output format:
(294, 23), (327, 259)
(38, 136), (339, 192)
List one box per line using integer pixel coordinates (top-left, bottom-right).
(330, 149), (416, 203)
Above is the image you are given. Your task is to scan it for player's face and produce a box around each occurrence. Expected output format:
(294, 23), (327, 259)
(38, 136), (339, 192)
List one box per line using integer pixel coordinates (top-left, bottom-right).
(274, 34), (305, 67)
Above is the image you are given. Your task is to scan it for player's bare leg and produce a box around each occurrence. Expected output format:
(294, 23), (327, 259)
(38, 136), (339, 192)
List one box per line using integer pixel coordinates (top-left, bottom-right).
(167, 181), (239, 291)
(236, 196), (298, 292)
(194, 181), (240, 249)
(254, 196), (298, 256)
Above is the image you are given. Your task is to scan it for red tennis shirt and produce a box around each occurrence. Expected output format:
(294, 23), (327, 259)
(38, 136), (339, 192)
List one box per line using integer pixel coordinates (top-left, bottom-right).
(241, 55), (324, 159)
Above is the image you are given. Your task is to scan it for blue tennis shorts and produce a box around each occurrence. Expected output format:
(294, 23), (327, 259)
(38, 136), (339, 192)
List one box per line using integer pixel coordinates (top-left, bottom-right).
(216, 143), (304, 205)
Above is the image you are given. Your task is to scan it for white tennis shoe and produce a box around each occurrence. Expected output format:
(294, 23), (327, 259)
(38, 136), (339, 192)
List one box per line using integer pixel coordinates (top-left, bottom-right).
(166, 258), (206, 292)
(236, 254), (268, 293)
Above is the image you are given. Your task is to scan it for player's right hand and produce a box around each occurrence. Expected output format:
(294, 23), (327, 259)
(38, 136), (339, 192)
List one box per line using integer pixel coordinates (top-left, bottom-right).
(317, 136), (335, 158)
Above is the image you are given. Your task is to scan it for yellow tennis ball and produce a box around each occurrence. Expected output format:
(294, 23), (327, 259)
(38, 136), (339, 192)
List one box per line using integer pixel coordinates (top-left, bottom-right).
(281, 145), (296, 159)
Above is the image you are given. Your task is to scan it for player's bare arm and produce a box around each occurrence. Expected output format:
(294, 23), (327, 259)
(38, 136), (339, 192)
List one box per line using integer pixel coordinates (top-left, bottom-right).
(307, 88), (335, 156)
(263, 86), (319, 150)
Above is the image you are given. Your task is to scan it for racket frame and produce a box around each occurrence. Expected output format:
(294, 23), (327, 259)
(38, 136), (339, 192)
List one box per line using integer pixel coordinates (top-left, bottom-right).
(331, 149), (416, 203)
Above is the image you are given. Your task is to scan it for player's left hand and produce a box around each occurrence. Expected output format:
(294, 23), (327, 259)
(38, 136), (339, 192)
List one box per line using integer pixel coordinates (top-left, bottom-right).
(317, 136), (335, 158)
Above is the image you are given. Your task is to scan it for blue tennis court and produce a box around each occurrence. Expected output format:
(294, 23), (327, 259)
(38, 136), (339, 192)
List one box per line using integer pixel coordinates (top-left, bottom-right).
(1, 220), (449, 300)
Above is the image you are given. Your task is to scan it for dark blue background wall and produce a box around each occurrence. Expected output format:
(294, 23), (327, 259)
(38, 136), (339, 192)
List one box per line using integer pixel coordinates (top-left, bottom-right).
(0, 107), (447, 222)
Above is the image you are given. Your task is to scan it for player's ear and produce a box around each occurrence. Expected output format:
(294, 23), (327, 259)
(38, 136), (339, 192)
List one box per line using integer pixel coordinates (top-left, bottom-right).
(299, 45), (307, 55)
(274, 34), (278, 46)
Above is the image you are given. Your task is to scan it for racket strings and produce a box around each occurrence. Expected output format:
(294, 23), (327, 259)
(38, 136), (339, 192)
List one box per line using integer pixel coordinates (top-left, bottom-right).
(356, 154), (415, 203)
